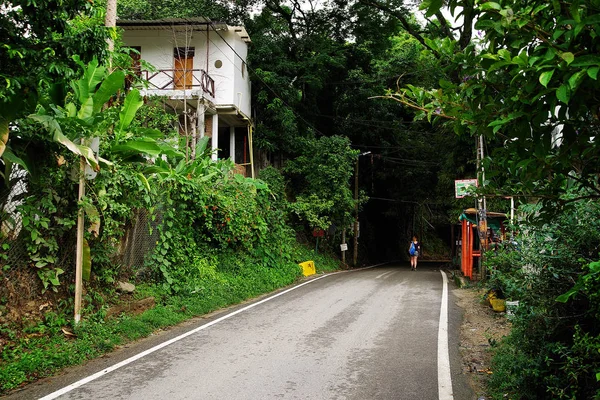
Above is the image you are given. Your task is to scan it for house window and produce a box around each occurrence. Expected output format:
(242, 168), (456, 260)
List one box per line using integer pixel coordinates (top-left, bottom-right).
(214, 59), (223, 69)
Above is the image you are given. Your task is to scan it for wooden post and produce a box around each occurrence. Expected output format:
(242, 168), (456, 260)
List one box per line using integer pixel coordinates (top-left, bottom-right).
(211, 114), (219, 161)
(74, 155), (85, 324)
(353, 158), (359, 267)
(248, 124), (255, 179)
(341, 228), (346, 265)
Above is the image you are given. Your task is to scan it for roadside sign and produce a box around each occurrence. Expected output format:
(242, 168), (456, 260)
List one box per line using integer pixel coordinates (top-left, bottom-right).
(340, 243), (348, 251)
(455, 179), (478, 198)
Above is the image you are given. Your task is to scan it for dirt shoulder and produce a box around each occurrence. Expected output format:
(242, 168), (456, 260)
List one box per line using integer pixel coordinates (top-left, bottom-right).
(453, 284), (512, 399)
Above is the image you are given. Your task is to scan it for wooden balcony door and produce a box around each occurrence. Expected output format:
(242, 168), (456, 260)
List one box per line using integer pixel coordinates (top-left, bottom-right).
(174, 47), (194, 89)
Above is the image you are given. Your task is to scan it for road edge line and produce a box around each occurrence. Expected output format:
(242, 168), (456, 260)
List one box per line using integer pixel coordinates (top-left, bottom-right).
(438, 270), (454, 400)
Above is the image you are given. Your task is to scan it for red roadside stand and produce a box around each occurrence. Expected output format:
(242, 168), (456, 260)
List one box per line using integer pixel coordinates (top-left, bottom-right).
(458, 208), (507, 279)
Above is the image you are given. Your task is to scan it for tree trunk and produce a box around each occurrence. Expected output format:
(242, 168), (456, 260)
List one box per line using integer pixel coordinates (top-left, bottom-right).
(105, 0), (117, 53)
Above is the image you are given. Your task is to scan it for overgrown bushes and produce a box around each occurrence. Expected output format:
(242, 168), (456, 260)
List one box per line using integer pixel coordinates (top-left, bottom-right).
(484, 198), (600, 399)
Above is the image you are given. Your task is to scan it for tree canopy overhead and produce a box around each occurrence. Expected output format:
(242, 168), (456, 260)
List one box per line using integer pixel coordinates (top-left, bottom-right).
(383, 0), (600, 212)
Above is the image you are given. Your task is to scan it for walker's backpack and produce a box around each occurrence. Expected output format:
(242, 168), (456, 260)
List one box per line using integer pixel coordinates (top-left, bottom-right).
(409, 242), (416, 256)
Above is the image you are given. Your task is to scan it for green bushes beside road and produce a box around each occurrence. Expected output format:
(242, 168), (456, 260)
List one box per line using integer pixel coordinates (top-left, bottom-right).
(484, 197), (600, 399)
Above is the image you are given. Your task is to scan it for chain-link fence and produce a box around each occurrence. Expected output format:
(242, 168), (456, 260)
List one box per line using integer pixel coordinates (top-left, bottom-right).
(1, 168), (33, 270)
(118, 208), (161, 270)
(0, 169), (159, 279)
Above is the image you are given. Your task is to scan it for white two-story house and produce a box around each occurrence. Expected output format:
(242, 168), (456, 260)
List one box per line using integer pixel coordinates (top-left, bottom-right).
(118, 17), (254, 177)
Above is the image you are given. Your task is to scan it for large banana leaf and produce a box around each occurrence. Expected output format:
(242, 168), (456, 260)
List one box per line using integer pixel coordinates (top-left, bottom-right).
(29, 114), (99, 171)
(158, 142), (185, 159)
(71, 56), (105, 105)
(65, 103), (78, 118)
(2, 147), (30, 175)
(93, 70), (125, 113)
(135, 127), (163, 139)
(111, 138), (162, 157)
(77, 97), (94, 120)
(116, 89), (143, 137)
(195, 136), (210, 156)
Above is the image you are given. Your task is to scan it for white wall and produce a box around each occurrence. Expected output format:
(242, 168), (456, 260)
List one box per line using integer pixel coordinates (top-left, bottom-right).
(233, 34), (251, 116)
(206, 29), (235, 107)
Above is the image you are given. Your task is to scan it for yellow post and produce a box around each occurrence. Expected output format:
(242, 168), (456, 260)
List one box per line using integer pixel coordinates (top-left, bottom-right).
(299, 261), (316, 276)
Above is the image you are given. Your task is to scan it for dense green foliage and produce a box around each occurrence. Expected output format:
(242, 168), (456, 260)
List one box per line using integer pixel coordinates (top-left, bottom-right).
(284, 136), (359, 230)
(395, 0), (600, 212)
(0, 0), (109, 159)
(484, 197), (600, 399)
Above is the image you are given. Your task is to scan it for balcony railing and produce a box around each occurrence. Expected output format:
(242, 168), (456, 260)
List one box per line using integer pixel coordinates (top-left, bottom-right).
(143, 69), (215, 98)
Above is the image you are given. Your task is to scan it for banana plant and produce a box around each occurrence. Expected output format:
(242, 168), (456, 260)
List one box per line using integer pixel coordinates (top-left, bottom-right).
(143, 136), (224, 183)
(26, 56), (172, 281)
(28, 56), (160, 170)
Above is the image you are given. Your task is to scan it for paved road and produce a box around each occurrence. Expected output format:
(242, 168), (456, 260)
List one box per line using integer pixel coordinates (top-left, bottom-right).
(11, 262), (472, 400)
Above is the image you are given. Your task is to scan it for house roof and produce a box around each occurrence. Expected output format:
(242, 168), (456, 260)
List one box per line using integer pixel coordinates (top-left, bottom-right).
(117, 18), (251, 43)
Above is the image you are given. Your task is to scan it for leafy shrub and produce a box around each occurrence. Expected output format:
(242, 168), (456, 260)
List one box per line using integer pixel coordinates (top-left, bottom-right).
(485, 198), (600, 399)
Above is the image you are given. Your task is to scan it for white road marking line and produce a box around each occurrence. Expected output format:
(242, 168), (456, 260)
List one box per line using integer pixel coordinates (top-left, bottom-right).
(438, 270), (454, 400)
(375, 270), (394, 279)
(39, 264), (386, 400)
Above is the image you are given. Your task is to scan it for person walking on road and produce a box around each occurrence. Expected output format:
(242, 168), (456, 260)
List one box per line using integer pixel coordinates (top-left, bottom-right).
(409, 236), (421, 271)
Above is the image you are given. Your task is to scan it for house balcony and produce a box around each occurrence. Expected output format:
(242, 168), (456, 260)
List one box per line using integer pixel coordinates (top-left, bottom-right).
(140, 69), (215, 100)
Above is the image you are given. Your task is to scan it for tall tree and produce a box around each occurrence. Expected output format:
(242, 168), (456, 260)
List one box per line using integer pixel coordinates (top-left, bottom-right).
(117, 0), (237, 22)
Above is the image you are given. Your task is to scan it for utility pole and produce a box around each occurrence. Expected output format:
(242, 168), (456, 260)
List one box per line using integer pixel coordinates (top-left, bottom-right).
(353, 151), (371, 267)
(476, 135), (487, 280)
(353, 159), (359, 267)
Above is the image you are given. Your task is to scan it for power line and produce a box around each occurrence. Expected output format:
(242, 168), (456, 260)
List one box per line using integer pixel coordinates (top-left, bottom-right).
(379, 157), (440, 168)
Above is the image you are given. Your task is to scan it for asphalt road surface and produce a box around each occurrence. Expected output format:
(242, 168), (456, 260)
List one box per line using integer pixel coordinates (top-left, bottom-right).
(10, 262), (472, 400)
